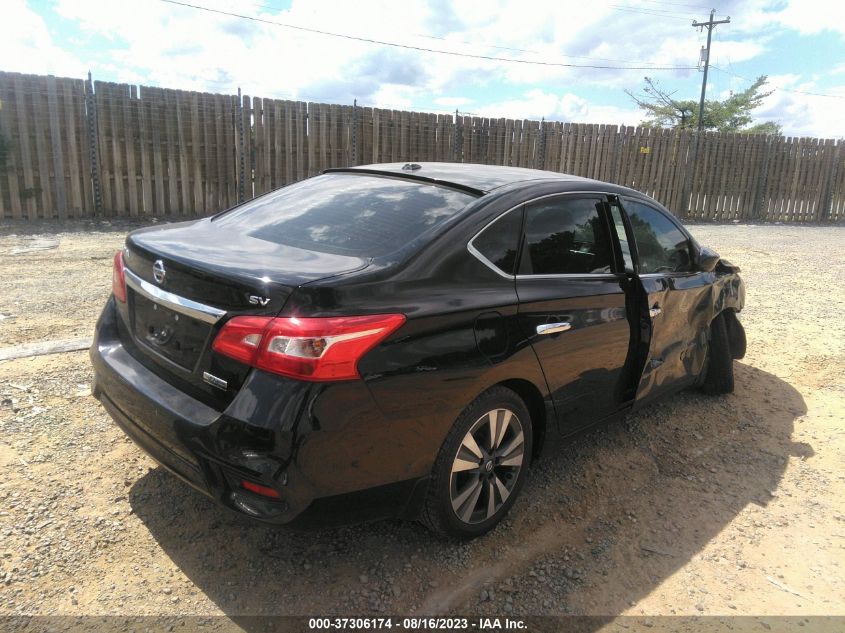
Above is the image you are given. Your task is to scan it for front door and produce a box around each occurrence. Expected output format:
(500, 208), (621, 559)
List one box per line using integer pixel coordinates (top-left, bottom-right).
(515, 194), (635, 433)
(617, 198), (712, 406)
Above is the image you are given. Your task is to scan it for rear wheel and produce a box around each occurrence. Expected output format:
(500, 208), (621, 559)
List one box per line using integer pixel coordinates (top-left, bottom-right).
(701, 312), (735, 395)
(420, 386), (532, 538)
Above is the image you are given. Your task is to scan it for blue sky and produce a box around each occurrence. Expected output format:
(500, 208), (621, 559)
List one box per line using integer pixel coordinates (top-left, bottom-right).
(4, 0), (845, 137)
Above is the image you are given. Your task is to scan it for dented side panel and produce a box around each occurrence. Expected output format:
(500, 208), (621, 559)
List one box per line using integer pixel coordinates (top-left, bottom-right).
(634, 269), (744, 408)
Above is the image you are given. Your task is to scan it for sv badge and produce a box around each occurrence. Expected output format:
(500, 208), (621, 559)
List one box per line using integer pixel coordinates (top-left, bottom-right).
(248, 295), (271, 307)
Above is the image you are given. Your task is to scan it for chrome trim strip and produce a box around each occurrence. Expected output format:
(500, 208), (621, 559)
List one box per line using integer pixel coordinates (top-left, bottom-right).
(124, 269), (226, 324)
(466, 190), (624, 281)
(516, 273), (619, 280)
(466, 239), (514, 280)
(638, 272), (701, 279)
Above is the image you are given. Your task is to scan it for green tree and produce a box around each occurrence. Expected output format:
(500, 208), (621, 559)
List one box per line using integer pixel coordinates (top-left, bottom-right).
(626, 75), (782, 135)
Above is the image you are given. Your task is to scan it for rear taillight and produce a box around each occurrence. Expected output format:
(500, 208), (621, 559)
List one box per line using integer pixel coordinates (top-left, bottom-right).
(212, 313), (406, 382)
(112, 251), (127, 303)
(210, 315), (268, 365)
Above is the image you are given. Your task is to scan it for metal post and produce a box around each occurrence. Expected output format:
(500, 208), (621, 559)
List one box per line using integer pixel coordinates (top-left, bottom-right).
(536, 117), (546, 169)
(85, 71), (103, 215)
(237, 87), (245, 203)
(351, 98), (357, 166)
(453, 109), (459, 163)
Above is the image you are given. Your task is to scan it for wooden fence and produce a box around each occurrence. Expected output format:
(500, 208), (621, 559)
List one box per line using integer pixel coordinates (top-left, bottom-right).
(1, 70), (844, 223)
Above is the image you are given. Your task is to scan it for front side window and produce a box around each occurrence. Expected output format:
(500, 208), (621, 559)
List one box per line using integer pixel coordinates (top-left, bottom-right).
(622, 200), (692, 274)
(519, 196), (613, 275)
(471, 208), (522, 275)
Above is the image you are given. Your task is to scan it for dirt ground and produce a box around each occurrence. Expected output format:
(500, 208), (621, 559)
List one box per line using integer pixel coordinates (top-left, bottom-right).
(0, 219), (844, 629)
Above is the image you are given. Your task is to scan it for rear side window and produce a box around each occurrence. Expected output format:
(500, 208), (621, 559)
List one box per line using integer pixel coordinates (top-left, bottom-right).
(215, 174), (476, 257)
(520, 196), (613, 275)
(623, 200), (692, 274)
(471, 209), (522, 275)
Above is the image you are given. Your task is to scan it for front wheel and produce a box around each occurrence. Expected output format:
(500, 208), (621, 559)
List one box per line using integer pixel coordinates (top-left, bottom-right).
(420, 386), (532, 539)
(701, 312), (735, 395)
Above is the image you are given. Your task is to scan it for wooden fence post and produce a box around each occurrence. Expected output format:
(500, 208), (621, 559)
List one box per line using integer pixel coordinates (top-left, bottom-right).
(677, 129), (698, 220)
(46, 76), (67, 218)
(818, 140), (841, 222)
(610, 126), (623, 184)
(750, 135), (773, 221)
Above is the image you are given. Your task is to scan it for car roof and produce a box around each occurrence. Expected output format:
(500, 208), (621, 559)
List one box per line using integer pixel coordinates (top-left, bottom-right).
(328, 162), (603, 195)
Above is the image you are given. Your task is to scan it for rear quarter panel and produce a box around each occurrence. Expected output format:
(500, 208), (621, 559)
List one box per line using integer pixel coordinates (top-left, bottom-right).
(284, 204), (553, 485)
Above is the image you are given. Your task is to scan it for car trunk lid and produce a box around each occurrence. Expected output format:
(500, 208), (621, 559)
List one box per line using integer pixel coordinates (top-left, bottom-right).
(119, 218), (370, 407)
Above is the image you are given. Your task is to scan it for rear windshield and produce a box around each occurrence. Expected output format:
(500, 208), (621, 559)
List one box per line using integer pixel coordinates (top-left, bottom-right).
(215, 174), (477, 257)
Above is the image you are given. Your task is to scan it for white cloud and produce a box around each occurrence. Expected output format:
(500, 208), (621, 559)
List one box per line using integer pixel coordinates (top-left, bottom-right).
(0, 0), (84, 77)
(765, 0), (845, 37)
(711, 40), (767, 65)
(476, 89), (641, 125)
(2, 0), (841, 138)
(49, 0), (727, 97)
(756, 77), (845, 138)
(434, 96), (473, 107)
(371, 84), (417, 110)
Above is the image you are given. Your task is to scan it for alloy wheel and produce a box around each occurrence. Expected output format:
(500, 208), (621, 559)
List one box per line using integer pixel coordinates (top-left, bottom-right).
(448, 408), (525, 525)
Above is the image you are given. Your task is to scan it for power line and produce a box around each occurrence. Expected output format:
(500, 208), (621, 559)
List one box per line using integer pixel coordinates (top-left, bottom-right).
(630, 0), (713, 10)
(608, 5), (694, 20)
(710, 65), (845, 100)
(158, 0), (698, 71)
(413, 31), (676, 66)
(240, 0), (698, 66)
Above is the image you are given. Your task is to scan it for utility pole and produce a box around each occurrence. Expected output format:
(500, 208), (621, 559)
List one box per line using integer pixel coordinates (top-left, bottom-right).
(693, 9), (730, 133)
(680, 9), (729, 218)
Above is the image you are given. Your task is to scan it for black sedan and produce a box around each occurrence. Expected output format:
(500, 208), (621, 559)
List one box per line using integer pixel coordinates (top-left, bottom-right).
(90, 162), (746, 538)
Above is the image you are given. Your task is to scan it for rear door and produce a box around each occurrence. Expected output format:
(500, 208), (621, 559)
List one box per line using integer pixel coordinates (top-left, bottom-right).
(616, 198), (712, 406)
(514, 194), (635, 433)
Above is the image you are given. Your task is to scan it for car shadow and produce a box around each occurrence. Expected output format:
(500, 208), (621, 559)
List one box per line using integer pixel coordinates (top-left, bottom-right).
(128, 361), (810, 626)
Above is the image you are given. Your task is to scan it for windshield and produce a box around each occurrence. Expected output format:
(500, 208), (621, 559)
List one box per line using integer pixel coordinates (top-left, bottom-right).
(215, 174), (477, 257)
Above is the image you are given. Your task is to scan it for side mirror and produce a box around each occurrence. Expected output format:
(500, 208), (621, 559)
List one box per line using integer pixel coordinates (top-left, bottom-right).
(697, 246), (721, 272)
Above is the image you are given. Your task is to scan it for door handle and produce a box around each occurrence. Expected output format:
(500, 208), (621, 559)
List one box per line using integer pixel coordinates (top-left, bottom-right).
(649, 306), (662, 318)
(536, 322), (572, 335)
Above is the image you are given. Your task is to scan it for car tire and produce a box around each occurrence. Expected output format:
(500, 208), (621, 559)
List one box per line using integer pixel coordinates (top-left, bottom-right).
(723, 310), (747, 359)
(420, 386), (533, 539)
(701, 312), (735, 395)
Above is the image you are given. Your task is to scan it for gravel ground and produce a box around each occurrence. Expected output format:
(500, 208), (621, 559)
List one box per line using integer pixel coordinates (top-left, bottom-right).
(0, 219), (844, 627)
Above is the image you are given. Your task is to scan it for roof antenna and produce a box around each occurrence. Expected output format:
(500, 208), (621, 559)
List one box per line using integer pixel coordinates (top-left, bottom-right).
(402, 163), (422, 171)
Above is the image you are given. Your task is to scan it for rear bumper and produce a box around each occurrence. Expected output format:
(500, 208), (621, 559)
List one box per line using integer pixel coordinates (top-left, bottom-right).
(90, 298), (428, 526)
